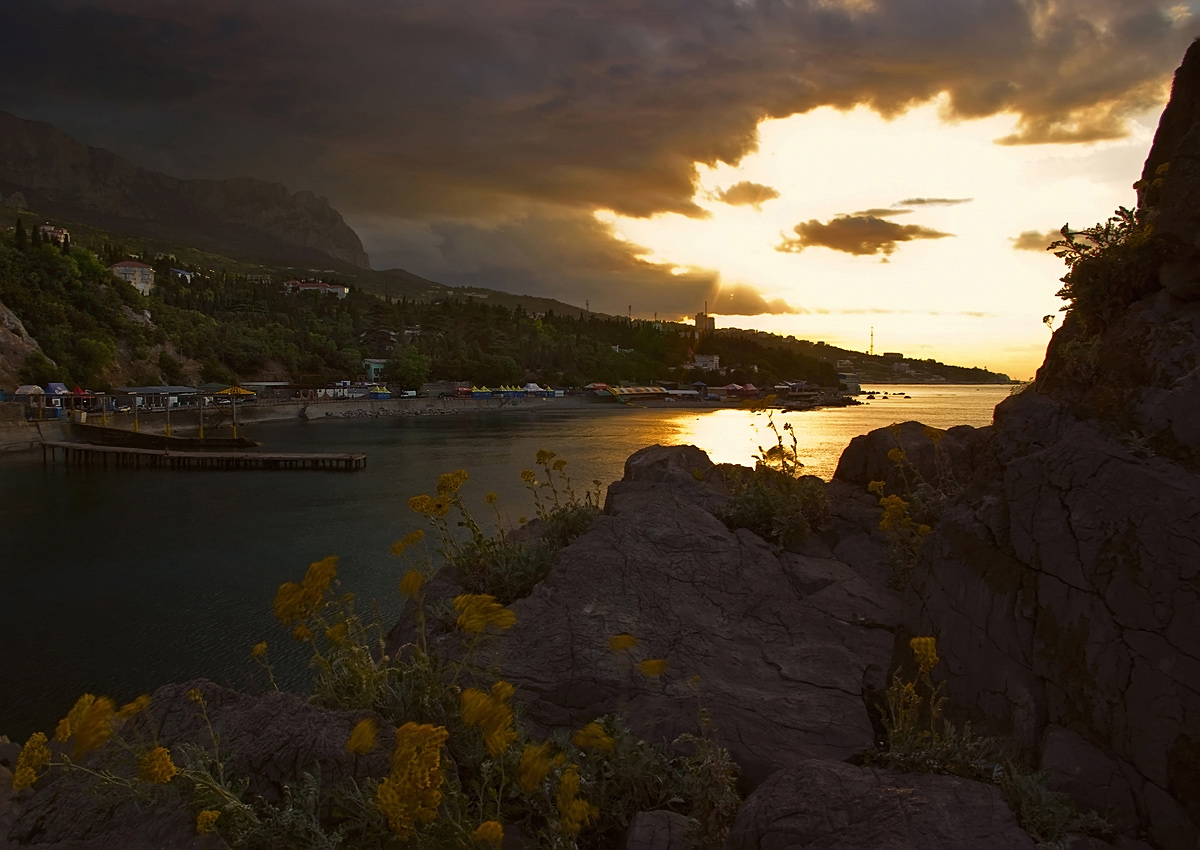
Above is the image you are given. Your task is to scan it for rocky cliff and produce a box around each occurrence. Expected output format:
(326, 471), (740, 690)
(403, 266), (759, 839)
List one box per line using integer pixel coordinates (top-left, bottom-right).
(0, 111), (369, 269)
(831, 41), (1200, 850)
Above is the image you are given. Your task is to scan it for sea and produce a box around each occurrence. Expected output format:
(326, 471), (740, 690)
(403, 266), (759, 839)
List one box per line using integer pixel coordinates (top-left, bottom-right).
(0, 384), (1012, 740)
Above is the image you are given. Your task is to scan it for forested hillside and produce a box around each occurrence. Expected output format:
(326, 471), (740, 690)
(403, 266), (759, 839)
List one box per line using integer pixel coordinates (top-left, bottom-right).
(0, 224), (840, 390)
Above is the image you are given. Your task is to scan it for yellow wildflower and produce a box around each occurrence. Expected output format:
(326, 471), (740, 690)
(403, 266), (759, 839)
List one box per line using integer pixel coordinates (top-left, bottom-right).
(437, 469), (469, 495)
(72, 696), (115, 759)
(518, 742), (554, 792)
(923, 425), (945, 443)
(536, 449), (555, 464)
(325, 621), (349, 645)
(910, 636), (939, 674)
(117, 694), (152, 719)
(520, 469), (536, 484)
(485, 492), (498, 505)
(430, 494), (452, 517)
(186, 688), (205, 704)
(347, 717), (379, 755)
(878, 495), (909, 531)
(138, 746), (178, 783)
(376, 722), (449, 840)
(474, 821), (504, 848)
(195, 810), (220, 835)
(461, 682), (517, 757)
(400, 569), (425, 599)
(887, 447), (906, 465)
(636, 659), (668, 677)
(867, 480), (886, 496)
(572, 721), (614, 751)
(272, 580), (309, 626)
(453, 594), (517, 634)
(292, 624), (313, 641)
(302, 556), (338, 601)
(12, 766), (37, 792)
(917, 524), (933, 537)
(54, 717), (72, 742)
(553, 458), (567, 471)
(555, 764), (598, 836)
(408, 493), (433, 515)
(63, 693), (95, 739)
(251, 642), (268, 659)
(607, 633), (638, 652)
(13, 732), (50, 790)
(391, 528), (426, 556)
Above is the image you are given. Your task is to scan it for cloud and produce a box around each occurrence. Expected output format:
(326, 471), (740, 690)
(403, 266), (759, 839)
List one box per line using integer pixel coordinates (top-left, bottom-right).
(714, 181), (781, 210)
(854, 207), (911, 217)
(777, 214), (953, 256)
(0, 0), (1188, 305)
(367, 205), (719, 316)
(712, 285), (802, 315)
(1011, 229), (1061, 251)
(894, 197), (974, 206)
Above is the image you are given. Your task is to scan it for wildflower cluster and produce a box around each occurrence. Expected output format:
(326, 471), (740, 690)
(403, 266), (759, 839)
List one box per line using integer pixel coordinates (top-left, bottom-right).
(454, 593), (518, 634)
(718, 407), (828, 547)
(376, 721), (449, 840)
(273, 555), (339, 631)
(12, 732), (50, 791)
(473, 820), (504, 847)
(138, 746), (178, 784)
(461, 681), (517, 758)
(555, 764), (599, 835)
(865, 637), (1112, 847)
(347, 717), (379, 755)
(518, 741), (556, 793)
(572, 721), (615, 752)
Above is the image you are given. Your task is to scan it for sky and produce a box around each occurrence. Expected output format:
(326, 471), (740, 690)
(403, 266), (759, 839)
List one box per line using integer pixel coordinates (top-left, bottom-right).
(1, 0), (1197, 378)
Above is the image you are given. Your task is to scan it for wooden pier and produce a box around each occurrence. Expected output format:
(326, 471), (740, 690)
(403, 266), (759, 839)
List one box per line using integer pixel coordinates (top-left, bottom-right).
(41, 441), (366, 471)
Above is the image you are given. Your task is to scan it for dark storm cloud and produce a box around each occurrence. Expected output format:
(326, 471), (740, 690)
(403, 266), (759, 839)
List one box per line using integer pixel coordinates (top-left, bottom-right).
(0, 0), (1190, 305)
(1011, 229), (1061, 251)
(712, 285), (801, 315)
(895, 197), (974, 206)
(365, 206), (720, 316)
(777, 214), (953, 256)
(714, 181), (781, 210)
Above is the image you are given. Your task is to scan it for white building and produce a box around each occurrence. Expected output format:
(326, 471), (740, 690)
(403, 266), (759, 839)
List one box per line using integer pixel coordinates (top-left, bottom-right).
(693, 353), (720, 371)
(111, 261), (156, 295)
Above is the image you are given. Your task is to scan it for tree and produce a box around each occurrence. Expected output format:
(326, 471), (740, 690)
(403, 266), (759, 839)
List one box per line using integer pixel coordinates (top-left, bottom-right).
(13, 218), (25, 251)
(60, 233), (71, 254)
(381, 346), (432, 390)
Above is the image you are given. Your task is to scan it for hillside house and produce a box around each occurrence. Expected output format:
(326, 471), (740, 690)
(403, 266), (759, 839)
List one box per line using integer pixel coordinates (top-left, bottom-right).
(283, 280), (349, 299)
(111, 261), (156, 295)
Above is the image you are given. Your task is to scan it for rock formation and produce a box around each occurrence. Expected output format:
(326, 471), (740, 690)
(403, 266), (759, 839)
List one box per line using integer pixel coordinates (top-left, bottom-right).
(0, 301), (43, 389)
(829, 41), (1200, 850)
(0, 111), (369, 269)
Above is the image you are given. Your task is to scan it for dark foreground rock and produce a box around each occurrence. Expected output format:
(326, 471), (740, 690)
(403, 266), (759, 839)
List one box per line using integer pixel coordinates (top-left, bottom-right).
(476, 444), (901, 788)
(725, 758), (1037, 850)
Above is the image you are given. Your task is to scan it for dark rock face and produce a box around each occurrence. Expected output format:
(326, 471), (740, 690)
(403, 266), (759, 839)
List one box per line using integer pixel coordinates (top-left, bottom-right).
(469, 445), (901, 789)
(818, 44), (1200, 849)
(0, 110), (370, 269)
(725, 758), (1037, 850)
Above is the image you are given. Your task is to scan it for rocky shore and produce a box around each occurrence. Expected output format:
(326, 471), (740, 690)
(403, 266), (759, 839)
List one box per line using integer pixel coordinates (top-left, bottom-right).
(4, 36), (1200, 850)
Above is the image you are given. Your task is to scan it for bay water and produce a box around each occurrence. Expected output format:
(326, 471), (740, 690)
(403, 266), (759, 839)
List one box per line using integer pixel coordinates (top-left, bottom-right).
(0, 384), (1011, 740)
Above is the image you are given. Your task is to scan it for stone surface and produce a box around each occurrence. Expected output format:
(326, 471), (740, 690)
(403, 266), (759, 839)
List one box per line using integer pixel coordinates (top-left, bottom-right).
(471, 445), (901, 789)
(1041, 725), (1139, 833)
(724, 759), (1037, 850)
(625, 810), (696, 850)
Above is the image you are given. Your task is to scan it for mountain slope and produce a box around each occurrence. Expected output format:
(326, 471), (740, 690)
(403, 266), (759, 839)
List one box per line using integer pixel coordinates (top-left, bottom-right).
(0, 110), (369, 269)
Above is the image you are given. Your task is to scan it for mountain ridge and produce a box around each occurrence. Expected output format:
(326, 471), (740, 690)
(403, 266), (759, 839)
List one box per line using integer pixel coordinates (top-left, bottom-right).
(0, 110), (370, 269)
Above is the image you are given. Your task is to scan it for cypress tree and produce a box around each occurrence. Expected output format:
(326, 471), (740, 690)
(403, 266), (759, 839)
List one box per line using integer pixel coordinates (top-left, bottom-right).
(14, 218), (25, 250)
(61, 233), (71, 254)
(30, 223), (41, 248)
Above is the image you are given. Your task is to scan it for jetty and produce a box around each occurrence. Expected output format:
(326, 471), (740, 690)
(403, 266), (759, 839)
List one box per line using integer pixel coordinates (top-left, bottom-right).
(41, 441), (366, 471)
